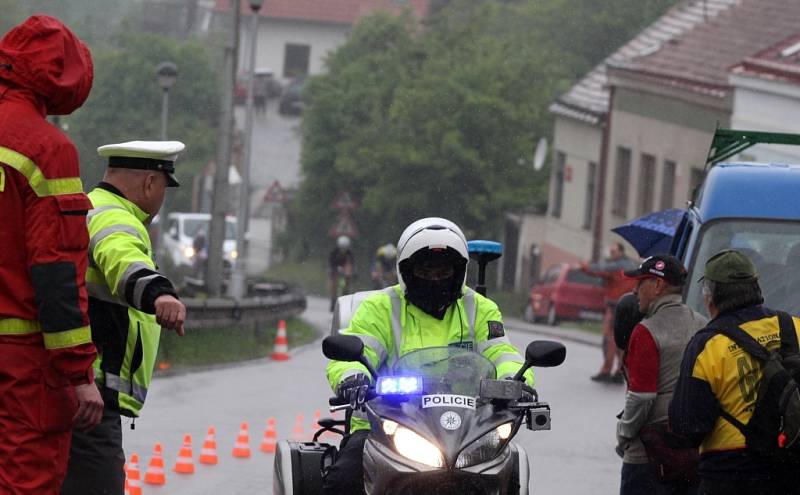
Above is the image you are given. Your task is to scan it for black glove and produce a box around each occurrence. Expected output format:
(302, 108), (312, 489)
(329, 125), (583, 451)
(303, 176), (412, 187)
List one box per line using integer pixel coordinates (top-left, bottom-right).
(335, 373), (371, 407)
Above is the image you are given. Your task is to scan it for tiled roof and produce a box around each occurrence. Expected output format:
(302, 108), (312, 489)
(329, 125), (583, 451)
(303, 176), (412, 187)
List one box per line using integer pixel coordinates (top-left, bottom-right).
(551, 0), (740, 124)
(614, 0), (800, 95)
(215, 0), (430, 25)
(731, 33), (800, 85)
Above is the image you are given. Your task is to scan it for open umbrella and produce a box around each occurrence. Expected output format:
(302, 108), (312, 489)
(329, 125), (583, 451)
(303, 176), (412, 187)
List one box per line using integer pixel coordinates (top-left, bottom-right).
(611, 208), (686, 258)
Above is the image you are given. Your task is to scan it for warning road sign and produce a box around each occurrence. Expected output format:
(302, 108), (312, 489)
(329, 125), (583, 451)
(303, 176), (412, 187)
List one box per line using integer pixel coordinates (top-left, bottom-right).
(329, 213), (358, 238)
(331, 191), (357, 211)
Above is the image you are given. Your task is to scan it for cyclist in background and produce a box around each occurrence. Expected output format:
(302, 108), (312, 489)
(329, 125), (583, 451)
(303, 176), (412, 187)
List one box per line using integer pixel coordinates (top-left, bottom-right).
(329, 235), (355, 311)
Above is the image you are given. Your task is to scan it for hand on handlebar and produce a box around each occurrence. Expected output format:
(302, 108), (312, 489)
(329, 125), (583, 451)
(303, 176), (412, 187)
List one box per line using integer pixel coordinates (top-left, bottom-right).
(335, 373), (371, 409)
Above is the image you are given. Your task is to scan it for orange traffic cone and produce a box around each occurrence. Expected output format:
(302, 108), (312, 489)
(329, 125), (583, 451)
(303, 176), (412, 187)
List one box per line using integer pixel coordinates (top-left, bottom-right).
(291, 414), (305, 441)
(123, 463), (129, 494)
(271, 320), (290, 360)
(199, 426), (219, 465)
(144, 442), (167, 485)
(260, 418), (278, 453)
(173, 434), (195, 474)
(127, 454), (142, 495)
(232, 422), (252, 458)
(311, 409), (322, 432)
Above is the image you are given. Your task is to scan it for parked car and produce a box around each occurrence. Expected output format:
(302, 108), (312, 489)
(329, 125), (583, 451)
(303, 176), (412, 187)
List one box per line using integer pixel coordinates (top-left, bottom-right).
(525, 263), (606, 326)
(159, 212), (238, 273)
(278, 75), (306, 116)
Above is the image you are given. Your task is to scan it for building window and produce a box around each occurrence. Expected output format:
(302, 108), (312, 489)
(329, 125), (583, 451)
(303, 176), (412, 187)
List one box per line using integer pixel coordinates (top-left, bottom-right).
(283, 43), (310, 78)
(638, 153), (656, 216)
(551, 151), (565, 218)
(689, 167), (705, 202)
(660, 160), (676, 210)
(583, 162), (596, 230)
(612, 147), (631, 217)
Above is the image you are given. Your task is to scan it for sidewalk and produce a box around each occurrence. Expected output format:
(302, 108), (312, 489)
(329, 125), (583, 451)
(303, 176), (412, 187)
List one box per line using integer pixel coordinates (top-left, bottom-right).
(505, 317), (602, 348)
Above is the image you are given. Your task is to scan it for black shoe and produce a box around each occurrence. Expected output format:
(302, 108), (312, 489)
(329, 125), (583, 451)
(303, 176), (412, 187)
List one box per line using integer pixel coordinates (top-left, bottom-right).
(611, 372), (625, 384)
(590, 372), (612, 383)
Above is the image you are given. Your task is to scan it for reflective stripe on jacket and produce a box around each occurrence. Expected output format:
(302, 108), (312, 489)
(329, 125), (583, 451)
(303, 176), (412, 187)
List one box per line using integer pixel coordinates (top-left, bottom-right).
(326, 285), (534, 431)
(86, 186), (166, 417)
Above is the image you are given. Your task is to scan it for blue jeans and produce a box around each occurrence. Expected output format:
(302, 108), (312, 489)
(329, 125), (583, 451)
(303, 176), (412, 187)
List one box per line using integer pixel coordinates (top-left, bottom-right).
(621, 462), (698, 495)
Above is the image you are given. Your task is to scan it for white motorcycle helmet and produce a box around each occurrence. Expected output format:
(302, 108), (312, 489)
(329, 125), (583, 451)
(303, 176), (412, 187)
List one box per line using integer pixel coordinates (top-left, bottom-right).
(337, 235), (351, 249)
(396, 218), (469, 318)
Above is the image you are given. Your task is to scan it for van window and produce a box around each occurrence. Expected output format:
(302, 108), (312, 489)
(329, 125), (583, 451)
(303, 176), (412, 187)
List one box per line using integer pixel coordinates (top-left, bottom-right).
(685, 219), (800, 315)
(183, 218), (237, 240)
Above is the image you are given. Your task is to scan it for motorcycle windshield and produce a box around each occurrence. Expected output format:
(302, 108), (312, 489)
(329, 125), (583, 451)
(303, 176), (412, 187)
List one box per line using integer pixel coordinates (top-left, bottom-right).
(392, 347), (495, 396)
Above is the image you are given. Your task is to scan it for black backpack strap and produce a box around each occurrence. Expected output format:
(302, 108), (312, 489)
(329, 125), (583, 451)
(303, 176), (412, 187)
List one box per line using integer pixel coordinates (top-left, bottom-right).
(710, 322), (770, 436)
(776, 311), (799, 354)
(718, 408), (746, 433)
(715, 324), (771, 363)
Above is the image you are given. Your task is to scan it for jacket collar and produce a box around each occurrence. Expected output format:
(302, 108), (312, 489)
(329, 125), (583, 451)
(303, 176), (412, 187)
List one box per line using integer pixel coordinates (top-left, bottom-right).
(645, 293), (683, 318)
(95, 182), (149, 223)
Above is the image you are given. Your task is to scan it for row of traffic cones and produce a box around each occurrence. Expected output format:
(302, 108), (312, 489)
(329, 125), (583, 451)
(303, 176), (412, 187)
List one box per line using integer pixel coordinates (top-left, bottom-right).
(124, 411), (333, 490)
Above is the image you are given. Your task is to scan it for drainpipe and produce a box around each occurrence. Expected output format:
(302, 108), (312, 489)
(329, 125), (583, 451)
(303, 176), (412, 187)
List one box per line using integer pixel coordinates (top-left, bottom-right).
(592, 86), (615, 262)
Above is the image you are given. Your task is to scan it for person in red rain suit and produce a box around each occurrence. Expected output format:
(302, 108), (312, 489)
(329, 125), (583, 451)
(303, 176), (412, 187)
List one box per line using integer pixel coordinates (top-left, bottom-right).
(0, 15), (104, 494)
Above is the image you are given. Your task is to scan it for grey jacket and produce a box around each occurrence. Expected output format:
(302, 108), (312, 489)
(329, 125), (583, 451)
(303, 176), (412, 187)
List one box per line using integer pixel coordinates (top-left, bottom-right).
(616, 294), (707, 464)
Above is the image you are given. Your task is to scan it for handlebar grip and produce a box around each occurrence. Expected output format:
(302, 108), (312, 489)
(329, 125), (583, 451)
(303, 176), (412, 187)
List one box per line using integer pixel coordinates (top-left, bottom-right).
(329, 396), (348, 406)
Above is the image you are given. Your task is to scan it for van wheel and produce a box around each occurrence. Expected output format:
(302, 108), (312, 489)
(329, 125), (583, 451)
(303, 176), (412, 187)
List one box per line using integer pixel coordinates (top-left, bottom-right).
(546, 304), (559, 326)
(523, 303), (535, 323)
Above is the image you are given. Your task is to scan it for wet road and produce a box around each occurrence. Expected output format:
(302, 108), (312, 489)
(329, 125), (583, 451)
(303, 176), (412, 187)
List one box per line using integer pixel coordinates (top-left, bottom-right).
(122, 296), (624, 494)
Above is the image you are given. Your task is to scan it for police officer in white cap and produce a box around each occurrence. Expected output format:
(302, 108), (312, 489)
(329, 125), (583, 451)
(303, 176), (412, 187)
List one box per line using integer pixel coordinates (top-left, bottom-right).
(61, 141), (187, 495)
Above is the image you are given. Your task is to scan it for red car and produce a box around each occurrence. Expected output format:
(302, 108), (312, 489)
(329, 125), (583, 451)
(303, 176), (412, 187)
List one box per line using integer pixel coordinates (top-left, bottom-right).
(525, 263), (606, 326)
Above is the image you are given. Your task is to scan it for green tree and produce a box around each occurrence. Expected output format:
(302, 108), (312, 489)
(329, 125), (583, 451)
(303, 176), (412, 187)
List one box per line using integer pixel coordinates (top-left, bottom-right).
(286, 0), (679, 260)
(66, 32), (220, 211)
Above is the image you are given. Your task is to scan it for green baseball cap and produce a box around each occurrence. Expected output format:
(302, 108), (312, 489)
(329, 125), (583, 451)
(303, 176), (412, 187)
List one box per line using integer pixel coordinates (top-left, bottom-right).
(700, 249), (758, 283)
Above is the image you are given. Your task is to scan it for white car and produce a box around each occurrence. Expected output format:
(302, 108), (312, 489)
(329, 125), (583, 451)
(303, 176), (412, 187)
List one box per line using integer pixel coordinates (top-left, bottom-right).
(160, 212), (237, 270)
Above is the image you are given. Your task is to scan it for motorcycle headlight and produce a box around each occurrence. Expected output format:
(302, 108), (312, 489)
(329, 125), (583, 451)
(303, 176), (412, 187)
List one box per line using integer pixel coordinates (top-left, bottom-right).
(382, 419), (443, 468)
(455, 422), (514, 468)
(183, 246), (195, 258)
(230, 249), (238, 259)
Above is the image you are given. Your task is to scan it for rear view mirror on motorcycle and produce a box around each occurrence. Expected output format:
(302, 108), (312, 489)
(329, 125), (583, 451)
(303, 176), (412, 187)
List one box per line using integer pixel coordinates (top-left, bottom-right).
(512, 340), (566, 381)
(322, 334), (364, 361)
(322, 335), (379, 379)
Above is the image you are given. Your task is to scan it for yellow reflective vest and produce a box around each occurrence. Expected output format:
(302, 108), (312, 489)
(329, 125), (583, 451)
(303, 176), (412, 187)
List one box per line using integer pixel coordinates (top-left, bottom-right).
(86, 185), (176, 417)
(327, 285), (534, 431)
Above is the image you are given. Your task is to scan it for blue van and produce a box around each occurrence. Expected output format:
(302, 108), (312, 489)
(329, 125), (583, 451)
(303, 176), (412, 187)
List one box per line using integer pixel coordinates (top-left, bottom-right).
(670, 130), (800, 315)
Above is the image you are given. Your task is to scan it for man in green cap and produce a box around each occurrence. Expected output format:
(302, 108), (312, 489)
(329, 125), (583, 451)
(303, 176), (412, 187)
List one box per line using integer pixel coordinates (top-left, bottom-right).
(669, 249), (800, 494)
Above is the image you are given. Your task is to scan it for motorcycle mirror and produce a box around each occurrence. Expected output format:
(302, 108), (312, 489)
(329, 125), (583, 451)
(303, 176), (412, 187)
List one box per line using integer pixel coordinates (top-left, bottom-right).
(322, 335), (364, 362)
(525, 340), (566, 368)
(322, 335), (380, 380)
(512, 340), (566, 381)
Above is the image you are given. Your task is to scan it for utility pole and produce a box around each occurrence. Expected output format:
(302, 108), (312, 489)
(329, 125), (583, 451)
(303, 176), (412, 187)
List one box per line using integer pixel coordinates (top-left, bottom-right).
(206, 0), (240, 295)
(229, 0), (264, 300)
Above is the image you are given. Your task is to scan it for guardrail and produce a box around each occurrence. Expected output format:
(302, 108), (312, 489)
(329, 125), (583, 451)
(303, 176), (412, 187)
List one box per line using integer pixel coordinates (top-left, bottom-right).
(183, 288), (307, 329)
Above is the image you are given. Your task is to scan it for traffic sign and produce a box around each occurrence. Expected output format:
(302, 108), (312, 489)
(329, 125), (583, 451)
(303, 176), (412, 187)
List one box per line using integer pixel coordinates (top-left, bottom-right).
(262, 180), (286, 203)
(331, 191), (357, 211)
(329, 213), (358, 238)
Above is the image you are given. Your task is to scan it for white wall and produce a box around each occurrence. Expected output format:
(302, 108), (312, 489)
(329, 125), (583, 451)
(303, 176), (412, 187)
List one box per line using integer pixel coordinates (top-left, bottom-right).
(730, 74), (800, 164)
(241, 15), (350, 82)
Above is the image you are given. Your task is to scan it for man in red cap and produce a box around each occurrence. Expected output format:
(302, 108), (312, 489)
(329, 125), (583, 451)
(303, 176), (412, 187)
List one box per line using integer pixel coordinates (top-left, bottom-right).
(0, 15), (103, 494)
(616, 255), (706, 494)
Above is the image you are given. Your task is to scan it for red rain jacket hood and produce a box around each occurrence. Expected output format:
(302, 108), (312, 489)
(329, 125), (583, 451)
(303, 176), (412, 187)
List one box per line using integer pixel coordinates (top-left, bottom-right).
(0, 15), (93, 115)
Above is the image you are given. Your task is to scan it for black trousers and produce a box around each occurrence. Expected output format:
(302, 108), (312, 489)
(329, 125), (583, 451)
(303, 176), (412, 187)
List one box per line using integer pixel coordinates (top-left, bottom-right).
(699, 476), (799, 495)
(60, 399), (125, 495)
(323, 429), (370, 495)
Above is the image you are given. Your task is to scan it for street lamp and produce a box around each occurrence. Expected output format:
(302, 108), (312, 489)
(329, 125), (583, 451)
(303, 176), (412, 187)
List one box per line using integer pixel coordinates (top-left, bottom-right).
(156, 61), (178, 140)
(230, 0), (264, 299)
(155, 61), (177, 257)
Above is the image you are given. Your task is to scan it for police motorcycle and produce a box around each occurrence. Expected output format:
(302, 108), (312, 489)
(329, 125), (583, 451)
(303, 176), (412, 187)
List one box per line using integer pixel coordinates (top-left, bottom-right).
(273, 241), (567, 494)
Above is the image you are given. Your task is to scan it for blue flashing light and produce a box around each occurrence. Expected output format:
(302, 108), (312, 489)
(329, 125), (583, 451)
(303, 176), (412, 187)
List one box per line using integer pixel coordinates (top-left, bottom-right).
(467, 240), (502, 255)
(377, 376), (422, 395)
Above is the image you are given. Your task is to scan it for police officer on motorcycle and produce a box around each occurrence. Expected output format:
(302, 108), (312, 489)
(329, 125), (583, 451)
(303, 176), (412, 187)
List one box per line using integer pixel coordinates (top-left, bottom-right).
(324, 217), (534, 494)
